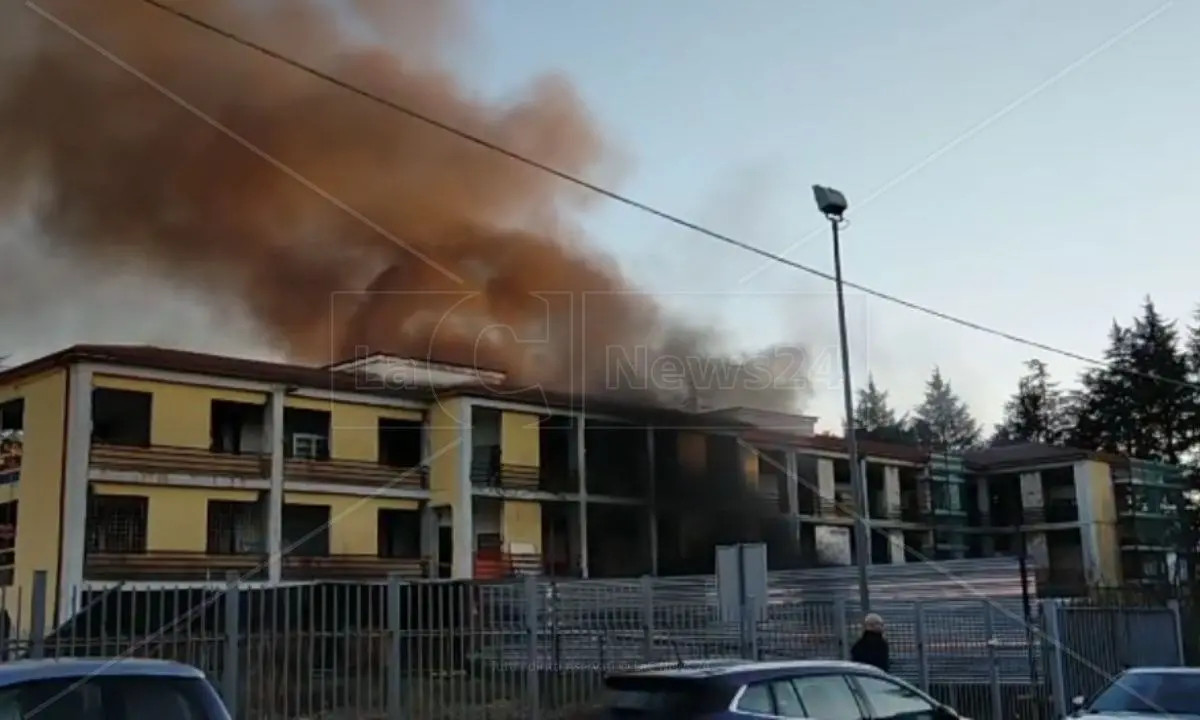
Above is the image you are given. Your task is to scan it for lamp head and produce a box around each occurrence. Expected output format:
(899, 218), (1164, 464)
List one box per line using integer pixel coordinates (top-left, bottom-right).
(812, 185), (848, 219)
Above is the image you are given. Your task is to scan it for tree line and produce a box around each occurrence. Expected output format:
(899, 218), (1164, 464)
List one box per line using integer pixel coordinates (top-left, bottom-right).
(851, 297), (1200, 464)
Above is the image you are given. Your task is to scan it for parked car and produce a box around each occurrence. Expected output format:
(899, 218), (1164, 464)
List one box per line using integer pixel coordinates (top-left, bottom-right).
(601, 659), (964, 719)
(1071, 667), (1200, 718)
(0, 657), (230, 719)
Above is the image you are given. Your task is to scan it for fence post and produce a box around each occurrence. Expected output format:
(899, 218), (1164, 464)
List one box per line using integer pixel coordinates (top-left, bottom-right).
(221, 572), (241, 719)
(640, 575), (654, 662)
(834, 596), (849, 660)
(523, 574), (541, 720)
(741, 595), (760, 660)
(386, 574), (403, 718)
(984, 601), (1002, 720)
(27, 571), (47, 660)
(1167, 599), (1185, 666)
(914, 600), (929, 692)
(1042, 599), (1068, 719)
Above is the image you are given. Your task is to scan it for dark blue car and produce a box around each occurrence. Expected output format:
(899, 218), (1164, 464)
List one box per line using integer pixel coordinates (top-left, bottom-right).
(0, 657), (230, 720)
(601, 659), (964, 720)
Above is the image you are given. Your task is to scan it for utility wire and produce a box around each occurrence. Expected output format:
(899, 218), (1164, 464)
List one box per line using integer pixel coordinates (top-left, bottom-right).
(140, 0), (1200, 395)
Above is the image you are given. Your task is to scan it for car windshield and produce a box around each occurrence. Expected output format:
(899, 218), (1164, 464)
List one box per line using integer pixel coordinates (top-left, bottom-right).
(1088, 672), (1200, 715)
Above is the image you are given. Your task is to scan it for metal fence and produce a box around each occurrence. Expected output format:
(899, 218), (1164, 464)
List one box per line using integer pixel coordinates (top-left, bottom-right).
(0, 571), (1185, 720)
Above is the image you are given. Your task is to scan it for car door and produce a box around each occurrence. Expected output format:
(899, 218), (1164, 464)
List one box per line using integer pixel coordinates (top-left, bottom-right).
(847, 673), (944, 720)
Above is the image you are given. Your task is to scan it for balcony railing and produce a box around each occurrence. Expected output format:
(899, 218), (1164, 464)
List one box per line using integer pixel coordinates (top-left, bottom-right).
(1021, 502), (1079, 525)
(284, 458), (427, 490)
(83, 550), (267, 582)
(90, 444), (268, 478)
(870, 505), (903, 521)
(469, 455), (540, 491)
(473, 551), (542, 579)
(280, 555), (427, 581)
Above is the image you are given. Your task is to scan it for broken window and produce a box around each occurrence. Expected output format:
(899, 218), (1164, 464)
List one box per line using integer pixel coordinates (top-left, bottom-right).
(283, 408), (330, 460)
(209, 400), (265, 455)
(281, 503), (330, 556)
(206, 498), (266, 554)
(85, 493), (148, 553)
(377, 508), (421, 558)
(378, 418), (422, 468)
(91, 388), (152, 447)
(0, 399), (24, 476)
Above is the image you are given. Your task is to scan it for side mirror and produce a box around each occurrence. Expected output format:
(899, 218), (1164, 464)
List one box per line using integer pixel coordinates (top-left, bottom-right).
(1072, 696), (1086, 709)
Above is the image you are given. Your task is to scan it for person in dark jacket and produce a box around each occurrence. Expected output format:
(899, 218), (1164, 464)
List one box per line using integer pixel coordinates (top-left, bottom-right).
(850, 613), (890, 672)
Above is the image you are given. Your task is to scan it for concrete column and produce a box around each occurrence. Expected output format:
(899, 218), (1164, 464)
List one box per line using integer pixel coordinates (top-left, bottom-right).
(884, 466), (901, 515)
(576, 416), (589, 578)
(889, 530), (906, 564)
(265, 389), (285, 583)
(57, 364), (95, 623)
(646, 427), (658, 576)
(451, 405), (474, 578)
(817, 458), (836, 508)
(785, 452), (800, 517)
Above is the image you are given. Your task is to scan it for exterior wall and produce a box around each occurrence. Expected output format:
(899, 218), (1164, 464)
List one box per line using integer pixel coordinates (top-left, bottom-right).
(678, 432), (706, 473)
(285, 491), (418, 555)
(94, 483), (256, 552)
(283, 396), (420, 461)
(499, 411), (540, 468)
(426, 398), (469, 577)
(93, 375), (267, 449)
(1, 370), (68, 629)
(501, 500), (542, 554)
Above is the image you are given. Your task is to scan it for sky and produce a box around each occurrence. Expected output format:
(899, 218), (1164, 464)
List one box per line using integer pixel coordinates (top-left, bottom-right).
(3, 0), (1198, 433)
(458, 0), (1200, 429)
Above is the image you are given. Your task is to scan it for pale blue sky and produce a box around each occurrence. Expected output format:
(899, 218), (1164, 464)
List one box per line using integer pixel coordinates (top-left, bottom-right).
(453, 0), (1199, 429)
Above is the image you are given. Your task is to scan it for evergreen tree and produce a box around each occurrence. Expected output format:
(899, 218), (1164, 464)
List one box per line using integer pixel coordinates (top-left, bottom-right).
(1071, 299), (1195, 463)
(912, 367), (981, 450)
(855, 375), (897, 431)
(993, 359), (1069, 445)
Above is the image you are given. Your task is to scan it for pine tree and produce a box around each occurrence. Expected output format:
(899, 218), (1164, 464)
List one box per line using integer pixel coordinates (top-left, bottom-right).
(855, 376), (897, 431)
(912, 367), (981, 450)
(993, 359), (1069, 445)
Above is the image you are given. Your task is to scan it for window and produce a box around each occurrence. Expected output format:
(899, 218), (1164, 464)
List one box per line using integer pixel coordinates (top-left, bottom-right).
(206, 499), (265, 554)
(378, 418), (423, 468)
(283, 408), (330, 459)
(210, 400), (265, 455)
(85, 494), (149, 553)
(0, 675), (222, 720)
(91, 388), (152, 447)
(281, 504), (330, 557)
(771, 679), (807, 718)
(792, 675), (864, 720)
(852, 675), (939, 720)
(736, 683), (773, 714)
(378, 508), (421, 558)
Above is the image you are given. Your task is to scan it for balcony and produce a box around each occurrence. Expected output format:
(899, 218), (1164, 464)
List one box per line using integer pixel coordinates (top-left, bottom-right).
(469, 451), (539, 491)
(90, 444), (267, 478)
(280, 555), (427, 581)
(83, 550), (267, 582)
(870, 504), (903, 521)
(284, 457), (427, 490)
(1021, 501), (1079, 525)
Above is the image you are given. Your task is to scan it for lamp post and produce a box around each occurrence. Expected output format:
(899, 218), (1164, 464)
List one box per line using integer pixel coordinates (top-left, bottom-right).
(812, 185), (871, 614)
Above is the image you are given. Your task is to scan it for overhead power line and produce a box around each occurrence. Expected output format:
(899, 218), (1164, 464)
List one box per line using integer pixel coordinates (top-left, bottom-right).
(136, 0), (1200, 394)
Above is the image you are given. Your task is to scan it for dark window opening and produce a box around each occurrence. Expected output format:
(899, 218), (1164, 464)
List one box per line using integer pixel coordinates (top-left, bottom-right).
(378, 418), (422, 468)
(206, 498), (265, 554)
(91, 388), (152, 447)
(284, 408), (330, 459)
(85, 493), (148, 553)
(282, 503), (330, 556)
(210, 400), (265, 455)
(0, 500), (16, 585)
(378, 508), (422, 558)
(0, 399), (23, 477)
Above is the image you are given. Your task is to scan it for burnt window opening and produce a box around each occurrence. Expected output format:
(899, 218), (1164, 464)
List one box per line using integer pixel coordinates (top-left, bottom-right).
(377, 508), (422, 558)
(85, 493), (149, 553)
(206, 498), (266, 554)
(91, 388), (152, 447)
(210, 400), (266, 455)
(281, 503), (330, 556)
(0, 398), (21, 476)
(378, 418), (422, 468)
(283, 407), (330, 460)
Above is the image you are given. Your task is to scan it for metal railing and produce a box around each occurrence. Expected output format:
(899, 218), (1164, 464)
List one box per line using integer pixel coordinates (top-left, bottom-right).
(0, 570), (1183, 720)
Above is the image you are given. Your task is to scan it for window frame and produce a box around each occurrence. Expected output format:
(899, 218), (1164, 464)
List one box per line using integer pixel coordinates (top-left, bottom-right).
(730, 672), (869, 720)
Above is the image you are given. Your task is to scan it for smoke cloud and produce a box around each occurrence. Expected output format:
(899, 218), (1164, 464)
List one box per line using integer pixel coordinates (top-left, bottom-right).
(0, 0), (811, 413)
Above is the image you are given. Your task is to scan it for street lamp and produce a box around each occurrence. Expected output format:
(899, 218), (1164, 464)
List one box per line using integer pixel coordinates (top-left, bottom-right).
(812, 185), (871, 614)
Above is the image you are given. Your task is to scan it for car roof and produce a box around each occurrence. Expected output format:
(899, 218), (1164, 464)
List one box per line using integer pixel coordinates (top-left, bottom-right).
(0, 658), (205, 687)
(608, 659), (885, 683)
(1123, 667), (1200, 676)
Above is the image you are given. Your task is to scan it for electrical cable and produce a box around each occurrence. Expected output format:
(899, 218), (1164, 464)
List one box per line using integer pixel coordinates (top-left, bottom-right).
(140, 0), (1200, 395)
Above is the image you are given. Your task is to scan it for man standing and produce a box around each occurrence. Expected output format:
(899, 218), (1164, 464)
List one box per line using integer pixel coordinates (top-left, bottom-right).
(850, 613), (890, 672)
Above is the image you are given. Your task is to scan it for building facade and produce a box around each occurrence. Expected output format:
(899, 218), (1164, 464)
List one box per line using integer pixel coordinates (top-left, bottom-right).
(0, 345), (1186, 625)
